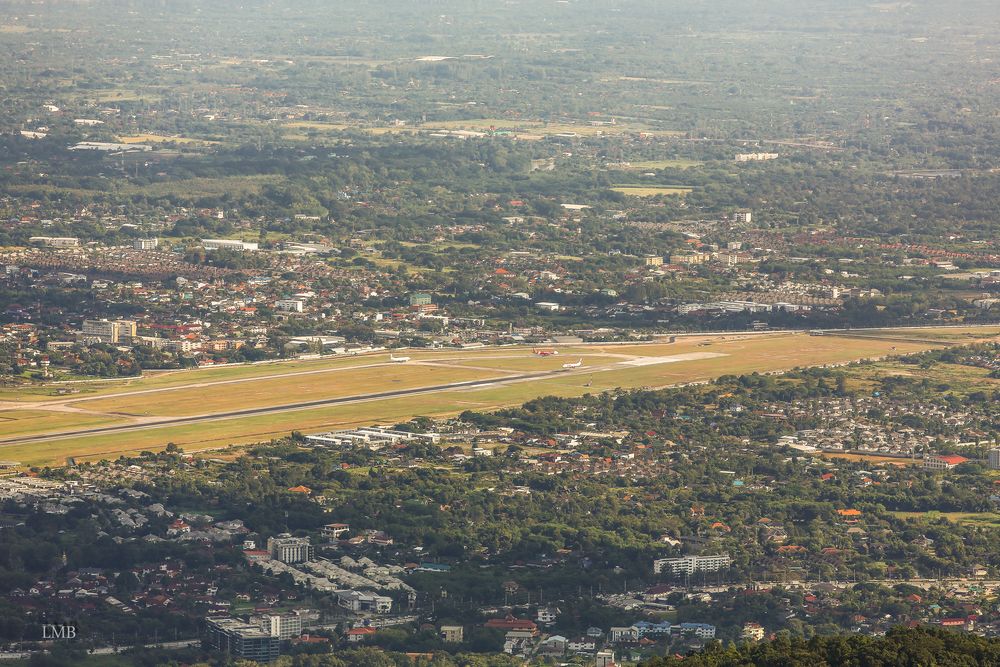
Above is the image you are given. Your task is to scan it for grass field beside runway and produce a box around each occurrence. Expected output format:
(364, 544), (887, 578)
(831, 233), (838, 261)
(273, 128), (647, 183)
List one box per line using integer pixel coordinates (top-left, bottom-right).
(0, 410), (126, 439)
(70, 363), (505, 418)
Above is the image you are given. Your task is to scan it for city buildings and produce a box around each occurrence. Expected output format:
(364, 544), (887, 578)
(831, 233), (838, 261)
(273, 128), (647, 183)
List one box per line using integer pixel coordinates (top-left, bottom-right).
(304, 427), (440, 450)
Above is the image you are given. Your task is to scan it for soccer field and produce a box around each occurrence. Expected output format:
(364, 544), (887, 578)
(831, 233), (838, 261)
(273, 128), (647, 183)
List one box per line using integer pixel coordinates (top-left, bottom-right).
(0, 328), (997, 466)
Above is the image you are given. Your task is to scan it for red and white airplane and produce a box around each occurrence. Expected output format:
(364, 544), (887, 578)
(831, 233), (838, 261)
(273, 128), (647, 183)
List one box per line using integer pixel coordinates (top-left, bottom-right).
(533, 348), (558, 357)
(562, 358), (583, 369)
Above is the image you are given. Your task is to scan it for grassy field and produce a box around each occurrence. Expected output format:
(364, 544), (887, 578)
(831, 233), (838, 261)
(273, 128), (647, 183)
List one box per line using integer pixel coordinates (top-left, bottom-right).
(890, 511), (1000, 528)
(5, 175), (280, 200)
(820, 452), (918, 465)
(611, 186), (693, 197)
(279, 117), (685, 139)
(119, 134), (219, 145)
(0, 410), (125, 438)
(82, 88), (162, 103)
(0, 349), (563, 403)
(619, 159), (703, 170)
(72, 363), (502, 418)
(135, 175), (280, 199)
(845, 327), (1000, 341)
(0, 331), (986, 466)
(848, 360), (999, 396)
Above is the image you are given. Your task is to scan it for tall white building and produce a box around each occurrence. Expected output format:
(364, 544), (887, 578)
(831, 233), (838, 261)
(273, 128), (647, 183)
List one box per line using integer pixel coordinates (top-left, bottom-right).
(267, 534), (314, 563)
(134, 238), (159, 250)
(81, 319), (137, 344)
(989, 449), (1000, 470)
(256, 613), (303, 640)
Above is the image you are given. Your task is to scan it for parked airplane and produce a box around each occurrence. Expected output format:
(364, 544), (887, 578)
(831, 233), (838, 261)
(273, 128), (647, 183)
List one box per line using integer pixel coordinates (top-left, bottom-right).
(389, 353), (410, 363)
(562, 358), (583, 369)
(533, 348), (558, 357)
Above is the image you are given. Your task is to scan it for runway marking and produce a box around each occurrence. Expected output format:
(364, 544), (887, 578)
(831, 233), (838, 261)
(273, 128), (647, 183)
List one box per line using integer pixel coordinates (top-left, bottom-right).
(618, 352), (728, 367)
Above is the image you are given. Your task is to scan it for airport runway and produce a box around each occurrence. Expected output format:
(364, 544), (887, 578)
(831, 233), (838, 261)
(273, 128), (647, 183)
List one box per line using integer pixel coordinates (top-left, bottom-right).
(0, 365), (577, 446)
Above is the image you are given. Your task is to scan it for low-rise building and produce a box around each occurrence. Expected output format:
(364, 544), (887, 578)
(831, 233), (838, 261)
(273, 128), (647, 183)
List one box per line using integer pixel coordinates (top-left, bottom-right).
(741, 622), (765, 642)
(669, 251), (710, 265)
(440, 625), (464, 643)
(276, 299), (306, 313)
(595, 650), (616, 667)
(29, 236), (79, 248)
(677, 622), (716, 639)
(923, 454), (969, 470)
(336, 590), (393, 614)
(322, 523), (350, 539)
(537, 607), (559, 625)
(202, 239), (259, 252)
(346, 626), (377, 643)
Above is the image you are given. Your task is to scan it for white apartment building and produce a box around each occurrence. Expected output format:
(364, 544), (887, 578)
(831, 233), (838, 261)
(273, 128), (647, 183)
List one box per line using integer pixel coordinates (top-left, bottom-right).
(202, 239), (259, 252)
(29, 236), (79, 248)
(267, 534), (314, 564)
(81, 319), (137, 344)
(276, 299), (306, 313)
(256, 613), (303, 640)
(653, 553), (732, 575)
